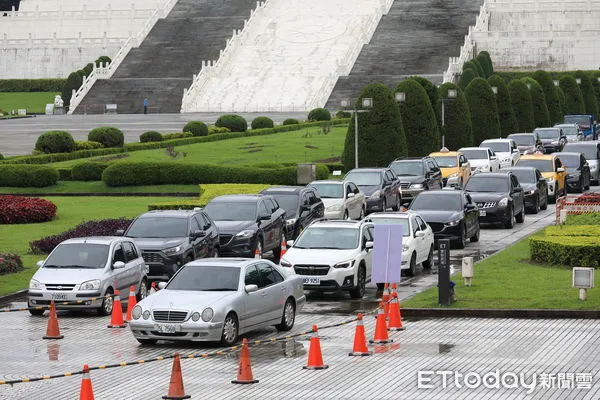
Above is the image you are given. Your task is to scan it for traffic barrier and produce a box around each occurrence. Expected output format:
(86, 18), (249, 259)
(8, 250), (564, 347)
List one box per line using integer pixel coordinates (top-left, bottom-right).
(79, 364), (95, 400)
(254, 248), (261, 259)
(107, 290), (126, 328)
(348, 313), (372, 356)
(231, 338), (259, 384)
(387, 293), (404, 331)
(42, 301), (64, 340)
(162, 353), (190, 399)
(382, 283), (391, 318)
(150, 282), (158, 295)
(303, 325), (328, 370)
(370, 303), (392, 344)
(280, 240), (287, 258)
(125, 285), (137, 322)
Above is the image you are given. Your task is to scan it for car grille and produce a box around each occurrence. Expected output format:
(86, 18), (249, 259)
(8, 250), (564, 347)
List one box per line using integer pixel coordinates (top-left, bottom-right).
(428, 223), (445, 233)
(400, 182), (411, 189)
(294, 265), (330, 276)
(153, 310), (188, 322)
(477, 202), (497, 209)
(219, 234), (233, 246)
(45, 284), (76, 291)
(142, 252), (162, 263)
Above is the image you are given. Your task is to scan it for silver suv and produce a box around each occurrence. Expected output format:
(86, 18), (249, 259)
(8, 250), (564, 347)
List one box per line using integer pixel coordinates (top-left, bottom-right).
(28, 237), (148, 316)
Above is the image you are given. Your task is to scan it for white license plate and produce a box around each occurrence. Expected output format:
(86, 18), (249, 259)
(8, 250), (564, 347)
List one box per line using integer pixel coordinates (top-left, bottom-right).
(51, 293), (67, 301)
(480, 210), (487, 216)
(303, 277), (321, 285)
(155, 324), (178, 333)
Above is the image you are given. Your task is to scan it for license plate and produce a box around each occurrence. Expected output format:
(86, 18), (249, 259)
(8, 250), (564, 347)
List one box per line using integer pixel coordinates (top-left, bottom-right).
(155, 324), (178, 333)
(480, 210), (487, 216)
(303, 277), (321, 285)
(51, 293), (67, 301)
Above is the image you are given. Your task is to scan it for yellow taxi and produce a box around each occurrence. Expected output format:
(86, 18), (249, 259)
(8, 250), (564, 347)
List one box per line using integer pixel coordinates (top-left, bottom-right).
(429, 148), (471, 188)
(517, 153), (566, 201)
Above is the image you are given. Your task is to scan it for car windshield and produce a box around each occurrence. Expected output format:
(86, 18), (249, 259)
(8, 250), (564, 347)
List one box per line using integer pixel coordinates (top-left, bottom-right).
(564, 144), (598, 160)
(166, 265), (240, 291)
(481, 142), (510, 153)
(344, 171), (381, 186)
(509, 135), (535, 146)
(564, 116), (591, 129)
(535, 129), (560, 139)
(461, 149), (488, 160)
(294, 227), (359, 249)
(410, 194), (461, 211)
(508, 169), (536, 184)
(558, 155), (580, 168)
(364, 217), (410, 236)
(309, 183), (344, 199)
(518, 159), (553, 172)
(389, 161), (424, 176)
(268, 194), (299, 213)
(126, 217), (188, 238)
(204, 202), (257, 221)
(44, 243), (109, 269)
(558, 126), (579, 137)
(431, 156), (457, 168)
(465, 176), (509, 192)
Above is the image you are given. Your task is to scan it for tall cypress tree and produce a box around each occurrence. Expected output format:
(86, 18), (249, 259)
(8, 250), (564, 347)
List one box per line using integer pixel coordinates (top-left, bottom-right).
(532, 70), (562, 124)
(559, 75), (585, 114)
(464, 78), (501, 144)
(574, 70), (599, 117)
(521, 77), (550, 128)
(488, 74), (517, 136)
(437, 83), (473, 149)
(459, 68), (478, 90)
(508, 79), (535, 132)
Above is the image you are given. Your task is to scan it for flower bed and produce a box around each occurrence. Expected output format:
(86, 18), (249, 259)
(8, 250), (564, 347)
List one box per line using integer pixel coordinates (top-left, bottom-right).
(0, 254), (23, 274)
(0, 195), (57, 224)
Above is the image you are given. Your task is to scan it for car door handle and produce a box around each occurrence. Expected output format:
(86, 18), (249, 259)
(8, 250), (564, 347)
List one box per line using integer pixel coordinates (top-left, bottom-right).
(261, 292), (268, 297)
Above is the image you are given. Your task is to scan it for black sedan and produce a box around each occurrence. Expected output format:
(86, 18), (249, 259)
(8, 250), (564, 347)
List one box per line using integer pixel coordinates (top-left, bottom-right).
(203, 194), (286, 259)
(555, 152), (591, 193)
(504, 167), (548, 214)
(408, 190), (480, 249)
(464, 172), (525, 229)
(344, 168), (402, 214)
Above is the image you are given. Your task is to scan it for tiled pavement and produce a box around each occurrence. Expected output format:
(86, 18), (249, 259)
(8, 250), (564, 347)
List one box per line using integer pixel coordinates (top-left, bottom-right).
(1, 309), (599, 399)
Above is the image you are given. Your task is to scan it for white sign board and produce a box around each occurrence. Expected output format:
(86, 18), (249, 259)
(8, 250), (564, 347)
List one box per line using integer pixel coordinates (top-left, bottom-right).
(45, 104), (54, 115)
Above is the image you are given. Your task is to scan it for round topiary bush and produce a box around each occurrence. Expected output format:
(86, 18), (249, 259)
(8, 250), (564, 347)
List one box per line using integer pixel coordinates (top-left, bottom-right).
(183, 121), (208, 137)
(71, 162), (109, 181)
(140, 131), (163, 143)
(74, 141), (104, 151)
(0, 195), (57, 224)
(35, 130), (75, 154)
(283, 118), (300, 125)
(215, 114), (248, 132)
(307, 108), (331, 122)
(251, 116), (274, 130)
(88, 126), (124, 148)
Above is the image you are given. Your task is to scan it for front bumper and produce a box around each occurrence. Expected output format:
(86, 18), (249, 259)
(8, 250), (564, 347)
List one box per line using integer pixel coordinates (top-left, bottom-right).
(129, 319), (224, 342)
(542, 144), (561, 153)
(28, 290), (104, 309)
(400, 188), (424, 202)
(219, 235), (255, 258)
(566, 176), (583, 192)
(524, 193), (538, 210)
(296, 269), (356, 291)
(445, 176), (461, 187)
(429, 223), (462, 241)
(366, 198), (384, 213)
(478, 205), (510, 223)
(142, 251), (184, 281)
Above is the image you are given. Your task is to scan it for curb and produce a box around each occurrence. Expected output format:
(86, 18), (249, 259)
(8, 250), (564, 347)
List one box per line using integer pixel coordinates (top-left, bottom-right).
(402, 308), (600, 319)
(0, 289), (28, 305)
(7, 192), (198, 197)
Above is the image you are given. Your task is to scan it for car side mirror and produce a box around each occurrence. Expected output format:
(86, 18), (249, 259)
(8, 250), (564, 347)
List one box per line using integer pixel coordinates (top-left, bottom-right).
(257, 213), (271, 221)
(538, 178), (547, 183)
(245, 284), (258, 293)
(557, 167), (565, 173)
(112, 261), (125, 269)
(37, 260), (45, 268)
(347, 192), (355, 199)
(415, 231), (425, 238)
(115, 229), (124, 236)
(190, 230), (206, 239)
(158, 282), (167, 290)
(490, 156), (497, 160)
(465, 203), (477, 211)
(365, 241), (373, 250)
(286, 239), (295, 247)
(512, 149), (519, 153)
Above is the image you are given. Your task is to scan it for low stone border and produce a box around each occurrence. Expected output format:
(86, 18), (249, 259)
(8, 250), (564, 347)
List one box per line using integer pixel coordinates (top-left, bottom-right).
(0, 289), (27, 305)
(402, 308), (600, 319)
(5, 192), (198, 197)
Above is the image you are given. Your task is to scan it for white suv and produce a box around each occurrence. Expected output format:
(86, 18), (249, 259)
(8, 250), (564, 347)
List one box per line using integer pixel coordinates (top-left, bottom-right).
(480, 139), (520, 168)
(279, 220), (373, 298)
(460, 147), (501, 173)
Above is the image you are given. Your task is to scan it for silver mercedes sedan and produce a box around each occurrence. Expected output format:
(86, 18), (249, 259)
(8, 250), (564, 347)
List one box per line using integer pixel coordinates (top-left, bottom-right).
(129, 258), (305, 345)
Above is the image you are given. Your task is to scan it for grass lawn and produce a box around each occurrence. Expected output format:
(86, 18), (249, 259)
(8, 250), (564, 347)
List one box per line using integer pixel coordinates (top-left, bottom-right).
(403, 236), (600, 310)
(0, 92), (59, 114)
(50, 124), (348, 168)
(0, 196), (185, 296)
(0, 181), (200, 194)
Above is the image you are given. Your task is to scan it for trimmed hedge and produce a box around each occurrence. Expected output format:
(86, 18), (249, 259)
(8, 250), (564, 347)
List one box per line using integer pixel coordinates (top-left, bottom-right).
(183, 121), (208, 137)
(565, 213), (600, 225)
(283, 118), (300, 125)
(544, 225), (600, 237)
(308, 108), (331, 122)
(208, 126), (231, 134)
(140, 131), (163, 143)
(215, 114), (248, 132)
(574, 70), (599, 117)
(162, 132), (193, 140)
(0, 195), (57, 224)
(71, 161), (109, 181)
(35, 130), (75, 154)
(74, 141), (104, 151)
(57, 168), (73, 181)
(251, 116), (274, 130)
(0, 165), (59, 187)
(0, 79), (65, 92)
(530, 235), (600, 268)
(0, 253), (23, 274)
(89, 126), (124, 148)
(322, 163), (345, 173)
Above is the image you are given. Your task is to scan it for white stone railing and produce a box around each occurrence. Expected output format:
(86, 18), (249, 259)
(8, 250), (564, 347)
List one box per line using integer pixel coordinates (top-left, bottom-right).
(3, 5), (154, 19)
(68, 0), (178, 114)
(2, 32), (127, 47)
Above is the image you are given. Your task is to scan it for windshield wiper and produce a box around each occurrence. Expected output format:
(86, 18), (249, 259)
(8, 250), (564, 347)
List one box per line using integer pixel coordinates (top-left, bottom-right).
(49, 265), (94, 269)
(204, 288), (235, 291)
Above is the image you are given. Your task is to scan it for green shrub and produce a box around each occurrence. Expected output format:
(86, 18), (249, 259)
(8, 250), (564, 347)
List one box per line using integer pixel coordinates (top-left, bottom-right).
(0, 165), (59, 187)
(0, 253), (24, 274)
(61, 71), (83, 107)
(565, 213), (600, 225)
(556, 86), (568, 116)
(251, 116), (274, 130)
(459, 68), (478, 90)
(162, 132), (193, 140)
(437, 83), (473, 149)
(0, 79), (66, 92)
(507, 79), (535, 132)
(88, 126), (124, 147)
(95, 56), (112, 67)
(488, 75), (517, 137)
(574, 70), (598, 117)
(183, 121), (209, 137)
(74, 141), (104, 151)
(147, 200), (205, 211)
(396, 78), (440, 156)
(140, 131), (163, 143)
(215, 114), (248, 132)
(544, 225), (600, 237)
(307, 108), (332, 122)
(71, 162), (109, 181)
(57, 168), (73, 181)
(589, 71), (600, 116)
(532, 70), (563, 124)
(315, 164), (330, 180)
(529, 236), (600, 268)
(559, 75), (585, 114)
(462, 61), (481, 77)
(464, 78), (501, 144)
(410, 76), (439, 114)
(476, 52), (493, 78)
(82, 63), (94, 77)
(470, 58), (486, 78)
(208, 126), (231, 134)
(0, 153), (3, 160)
(322, 163), (345, 173)
(35, 130), (75, 154)
(334, 112), (350, 119)
(521, 78), (550, 128)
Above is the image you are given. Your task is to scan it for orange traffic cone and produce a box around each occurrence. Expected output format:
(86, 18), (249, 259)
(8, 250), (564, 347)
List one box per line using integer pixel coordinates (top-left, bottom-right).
(280, 240), (287, 258)
(150, 282), (158, 294)
(349, 313), (372, 356)
(107, 290), (126, 328)
(232, 338), (259, 384)
(369, 303), (392, 344)
(79, 364), (95, 400)
(254, 248), (261, 259)
(387, 292), (405, 331)
(125, 285), (137, 322)
(162, 353), (190, 399)
(303, 325), (329, 370)
(43, 301), (64, 339)
(382, 283), (391, 317)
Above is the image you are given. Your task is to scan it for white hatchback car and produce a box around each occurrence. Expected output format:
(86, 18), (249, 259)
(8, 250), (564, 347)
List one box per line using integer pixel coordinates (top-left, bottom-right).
(460, 147), (501, 173)
(362, 211), (434, 277)
(308, 180), (367, 220)
(279, 220), (373, 299)
(480, 139), (520, 168)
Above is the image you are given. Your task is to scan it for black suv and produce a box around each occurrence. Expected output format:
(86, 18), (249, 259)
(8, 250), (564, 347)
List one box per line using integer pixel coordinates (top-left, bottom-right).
(203, 194), (286, 259)
(344, 167), (402, 214)
(534, 127), (567, 153)
(259, 186), (325, 240)
(120, 210), (220, 282)
(388, 156), (443, 203)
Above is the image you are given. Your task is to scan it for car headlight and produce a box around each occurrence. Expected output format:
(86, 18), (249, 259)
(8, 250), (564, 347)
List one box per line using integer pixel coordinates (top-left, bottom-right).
(444, 219), (461, 227)
(369, 190), (381, 199)
(80, 279), (101, 291)
(286, 218), (297, 227)
(551, 140), (559, 145)
(132, 305), (142, 320)
(201, 308), (214, 322)
(333, 260), (355, 269)
(447, 173), (458, 178)
(498, 197), (509, 207)
(143, 310), (150, 320)
(191, 312), (201, 322)
(29, 279), (42, 290)
(527, 189), (536, 195)
(235, 230), (254, 238)
(326, 204), (343, 212)
(280, 259), (292, 268)
(410, 183), (424, 189)
(163, 245), (182, 255)
(402, 244), (409, 252)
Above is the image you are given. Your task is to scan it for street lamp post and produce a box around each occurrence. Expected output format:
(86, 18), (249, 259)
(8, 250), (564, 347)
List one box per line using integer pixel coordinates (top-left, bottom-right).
(440, 89), (457, 148)
(341, 98), (373, 169)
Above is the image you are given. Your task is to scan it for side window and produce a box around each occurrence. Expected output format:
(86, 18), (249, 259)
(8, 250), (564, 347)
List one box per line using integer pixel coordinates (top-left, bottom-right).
(350, 183), (360, 194)
(245, 265), (261, 287)
(257, 263), (278, 287)
(190, 216), (201, 232)
(511, 175), (519, 188)
(411, 217), (419, 235)
(362, 226), (373, 245)
(113, 245), (126, 263)
(301, 194), (310, 206)
(308, 191), (318, 204)
(258, 201), (270, 215)
(199, 214), (211, 230)
(555, 158), (562, 169)
(268, 199), (278, 212)
(345, 184), (353, 196)
(427, 161), (438, 172)
(123, 241), (138, 261)
(417, 216), (428, 231)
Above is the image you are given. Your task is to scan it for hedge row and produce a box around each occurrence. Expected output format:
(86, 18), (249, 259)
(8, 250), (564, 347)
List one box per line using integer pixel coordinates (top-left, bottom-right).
(544, 225), (600, 237)
(0, 165), (59, 187)
(148, 184), (273, 210)
(529, 236), (600, 268)
(564, 213), (600, 225)
(0, 195), (57, 224)
(71, 162), (109, 181)
(0, 79), (65, 92)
